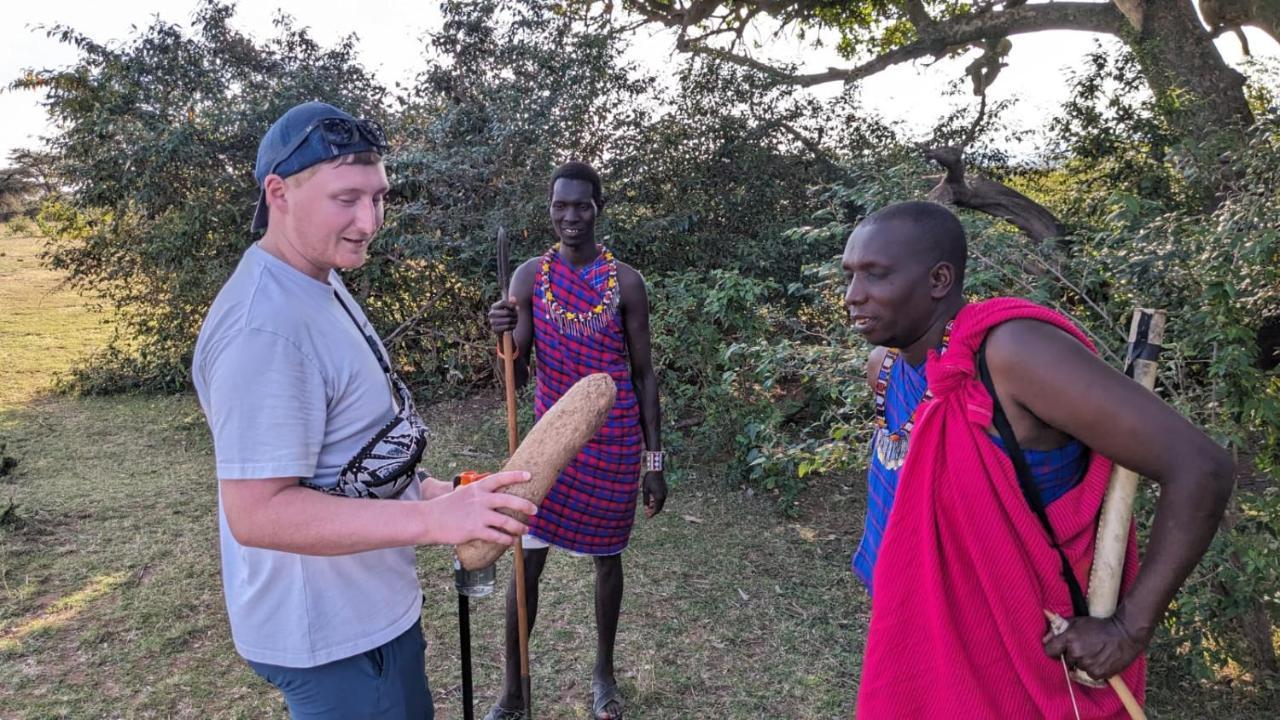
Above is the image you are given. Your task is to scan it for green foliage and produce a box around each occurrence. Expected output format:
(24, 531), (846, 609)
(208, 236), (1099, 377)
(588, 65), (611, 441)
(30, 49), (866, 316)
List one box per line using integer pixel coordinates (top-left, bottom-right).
(644, 155), (927, 509)
(605, 58), (878, 279)
(1045, 45), (1194, 222)
(15, 1), (388, 392)
(14, 0), (858, 396)
(373, 0), (660, 393)
(645, 262), (867, 511)
(1145, 485), (1280, 683)
(1242, 57), (1280, 117)
(1085, 116), (1280, 469)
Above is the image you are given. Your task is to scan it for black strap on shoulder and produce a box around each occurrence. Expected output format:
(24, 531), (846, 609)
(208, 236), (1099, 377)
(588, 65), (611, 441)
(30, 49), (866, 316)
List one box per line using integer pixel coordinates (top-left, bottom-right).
(332, 289), (393, 376)
(977, 338), (1089, 618)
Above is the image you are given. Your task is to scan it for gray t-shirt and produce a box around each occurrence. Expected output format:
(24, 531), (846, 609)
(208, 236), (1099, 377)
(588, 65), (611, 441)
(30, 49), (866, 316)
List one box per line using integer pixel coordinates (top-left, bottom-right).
(193, 243), (423, 668)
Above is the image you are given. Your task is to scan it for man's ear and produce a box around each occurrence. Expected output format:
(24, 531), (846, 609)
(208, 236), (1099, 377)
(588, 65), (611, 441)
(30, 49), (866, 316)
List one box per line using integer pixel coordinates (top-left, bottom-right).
(264, 174), (289, 218)
(929, 261), (956, 300)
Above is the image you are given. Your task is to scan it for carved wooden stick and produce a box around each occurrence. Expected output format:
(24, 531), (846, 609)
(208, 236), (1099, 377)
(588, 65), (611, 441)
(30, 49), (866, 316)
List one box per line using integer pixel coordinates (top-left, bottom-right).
(455, 373), (616, 570)
(1080, 309), (1166, 689)
(1088, 310), (1166, 614)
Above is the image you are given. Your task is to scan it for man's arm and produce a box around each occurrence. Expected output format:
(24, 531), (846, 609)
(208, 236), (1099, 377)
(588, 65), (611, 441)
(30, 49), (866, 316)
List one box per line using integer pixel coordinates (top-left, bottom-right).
(488, 258), (538, 388)
(619, 263), (666, 518)
(220, 471), (537, 556)
(985, 320), (1235, 678)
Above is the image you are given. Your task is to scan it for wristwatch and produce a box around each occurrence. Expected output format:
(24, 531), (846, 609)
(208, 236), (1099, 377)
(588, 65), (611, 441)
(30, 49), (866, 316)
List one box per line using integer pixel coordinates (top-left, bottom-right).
(642, 450), (665, 473)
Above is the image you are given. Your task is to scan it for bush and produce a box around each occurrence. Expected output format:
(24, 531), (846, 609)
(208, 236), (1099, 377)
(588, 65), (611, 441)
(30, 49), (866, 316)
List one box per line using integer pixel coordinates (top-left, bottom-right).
(15, 0), (859, 399)
(1146, 485), (1280, 682)
(648, 258), (865, 511)
(16, 1), (388, 393)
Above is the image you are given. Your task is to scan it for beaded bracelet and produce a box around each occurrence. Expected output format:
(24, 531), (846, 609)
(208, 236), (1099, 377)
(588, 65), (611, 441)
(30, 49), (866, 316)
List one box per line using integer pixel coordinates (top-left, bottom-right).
(642, 450), (664, 473)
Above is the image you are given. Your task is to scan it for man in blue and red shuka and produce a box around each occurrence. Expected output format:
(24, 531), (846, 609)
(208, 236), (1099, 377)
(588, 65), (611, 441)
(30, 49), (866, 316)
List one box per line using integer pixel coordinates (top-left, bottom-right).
(486, 161), (666, 720)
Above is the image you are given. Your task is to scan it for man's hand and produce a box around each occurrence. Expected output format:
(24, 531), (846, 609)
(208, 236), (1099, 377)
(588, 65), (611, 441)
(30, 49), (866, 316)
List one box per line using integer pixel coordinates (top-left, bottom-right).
(489, 296), (517, 336)
(423, 470), (538, 546)
(642, 470), (667, 518)
(1042, 613), (1148, 680)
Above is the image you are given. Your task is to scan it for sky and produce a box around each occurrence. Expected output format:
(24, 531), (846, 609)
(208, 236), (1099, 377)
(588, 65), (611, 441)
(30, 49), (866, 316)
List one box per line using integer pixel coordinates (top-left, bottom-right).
(2, 1), (1277, 163)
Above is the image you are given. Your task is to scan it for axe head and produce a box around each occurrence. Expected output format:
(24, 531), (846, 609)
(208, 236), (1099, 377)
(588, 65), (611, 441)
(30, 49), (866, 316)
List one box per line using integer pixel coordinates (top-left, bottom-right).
(496, 226), (510, 299)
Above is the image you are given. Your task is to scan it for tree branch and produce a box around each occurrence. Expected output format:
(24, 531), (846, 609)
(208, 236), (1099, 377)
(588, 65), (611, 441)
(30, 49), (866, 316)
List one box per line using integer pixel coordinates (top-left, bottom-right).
(669, 2), (1128, 88)
(779, 121), (843, 175)
(923, 145), (1066, 243)
(904, 0), (934, 31)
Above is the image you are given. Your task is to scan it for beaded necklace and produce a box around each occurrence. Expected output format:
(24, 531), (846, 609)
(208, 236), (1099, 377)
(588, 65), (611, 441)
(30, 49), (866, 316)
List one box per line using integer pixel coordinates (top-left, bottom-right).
(540, 244), (620, 337)
(872, 320), (954, 470)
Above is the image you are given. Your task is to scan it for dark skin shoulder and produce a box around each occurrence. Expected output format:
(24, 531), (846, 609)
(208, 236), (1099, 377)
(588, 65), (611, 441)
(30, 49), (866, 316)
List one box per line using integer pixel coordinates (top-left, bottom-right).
(982, 319), (1235, 678)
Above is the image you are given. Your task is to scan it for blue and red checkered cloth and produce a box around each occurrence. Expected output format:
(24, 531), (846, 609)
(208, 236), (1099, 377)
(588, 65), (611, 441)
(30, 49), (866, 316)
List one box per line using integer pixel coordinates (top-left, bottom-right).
(527, 247), (642, 555)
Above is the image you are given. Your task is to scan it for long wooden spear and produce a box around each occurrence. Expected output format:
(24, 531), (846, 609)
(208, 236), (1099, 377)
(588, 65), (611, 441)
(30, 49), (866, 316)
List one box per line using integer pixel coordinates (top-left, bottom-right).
(496, 227), (533, 718)
(1086, 309), (1166, 622)
(1072, 308), (1165, 718)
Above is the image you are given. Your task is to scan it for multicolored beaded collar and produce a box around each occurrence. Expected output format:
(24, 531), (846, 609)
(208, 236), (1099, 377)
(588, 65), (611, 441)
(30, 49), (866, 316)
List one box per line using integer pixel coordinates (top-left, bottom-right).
(872, 320), (954, 470)
(539, 244), (620, 337)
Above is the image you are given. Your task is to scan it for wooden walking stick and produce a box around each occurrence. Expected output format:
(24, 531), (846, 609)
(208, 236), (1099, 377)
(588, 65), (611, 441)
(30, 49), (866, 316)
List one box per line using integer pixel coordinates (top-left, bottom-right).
(1071, 308), (1165, 718)
(496, 227), (534, 718)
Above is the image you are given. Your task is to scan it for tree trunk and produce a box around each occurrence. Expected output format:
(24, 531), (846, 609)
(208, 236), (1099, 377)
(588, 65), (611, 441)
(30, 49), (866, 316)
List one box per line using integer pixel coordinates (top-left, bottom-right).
(1127, 0), (1253, 143)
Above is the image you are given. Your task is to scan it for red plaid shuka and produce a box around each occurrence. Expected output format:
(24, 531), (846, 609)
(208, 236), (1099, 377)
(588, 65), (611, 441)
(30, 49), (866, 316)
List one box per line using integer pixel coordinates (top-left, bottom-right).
(527, 246), (642, 555)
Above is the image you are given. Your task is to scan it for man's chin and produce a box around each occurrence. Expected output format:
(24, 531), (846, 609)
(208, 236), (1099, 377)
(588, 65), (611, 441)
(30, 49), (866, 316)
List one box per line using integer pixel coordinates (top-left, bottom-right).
(336, 247), (370, 269)
(557, 233), (594, 247)
(855, 326), (894, 347)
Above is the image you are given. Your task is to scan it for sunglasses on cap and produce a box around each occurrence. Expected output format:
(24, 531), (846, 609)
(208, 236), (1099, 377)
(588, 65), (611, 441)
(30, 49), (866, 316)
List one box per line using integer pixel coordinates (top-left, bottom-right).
(269, 116), (389, 177)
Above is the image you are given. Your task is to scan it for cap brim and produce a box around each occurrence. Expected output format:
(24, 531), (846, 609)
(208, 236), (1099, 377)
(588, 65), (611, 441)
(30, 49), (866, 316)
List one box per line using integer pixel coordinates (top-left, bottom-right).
(251, 189), (269, 233)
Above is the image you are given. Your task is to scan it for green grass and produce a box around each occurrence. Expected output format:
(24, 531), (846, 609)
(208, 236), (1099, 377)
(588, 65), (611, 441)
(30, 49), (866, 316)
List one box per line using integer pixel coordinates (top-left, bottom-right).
(0, 224), (1274, 718)
(0, 385), (868, 718)
(0, 229), (111, 408)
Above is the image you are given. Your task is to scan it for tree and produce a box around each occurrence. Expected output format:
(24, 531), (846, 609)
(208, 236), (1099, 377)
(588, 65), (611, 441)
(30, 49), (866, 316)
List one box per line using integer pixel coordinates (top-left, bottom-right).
(1200, 0), (1280, 55)
(0, 157), (43, 220)
(618, 2), (1260, 142)
(381, 0), (867, 389)
(604, 54), (878, 277)
(10, 0), (387, 391)
(607, 1), (1280, 236)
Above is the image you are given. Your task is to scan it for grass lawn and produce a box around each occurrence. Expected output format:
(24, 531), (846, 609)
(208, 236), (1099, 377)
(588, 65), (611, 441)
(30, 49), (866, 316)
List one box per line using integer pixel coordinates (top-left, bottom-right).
(1, 226), (1273, 718)
(0, 226), (111, 408)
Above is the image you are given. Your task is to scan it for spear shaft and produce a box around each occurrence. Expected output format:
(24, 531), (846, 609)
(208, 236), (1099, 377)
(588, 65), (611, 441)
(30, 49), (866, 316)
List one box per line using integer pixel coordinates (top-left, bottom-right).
(497, 227), (533, 718)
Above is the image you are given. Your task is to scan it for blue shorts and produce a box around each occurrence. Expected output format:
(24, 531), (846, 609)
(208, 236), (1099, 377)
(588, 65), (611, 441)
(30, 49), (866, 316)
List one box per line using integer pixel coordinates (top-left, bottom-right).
(247, 619), (434, 720)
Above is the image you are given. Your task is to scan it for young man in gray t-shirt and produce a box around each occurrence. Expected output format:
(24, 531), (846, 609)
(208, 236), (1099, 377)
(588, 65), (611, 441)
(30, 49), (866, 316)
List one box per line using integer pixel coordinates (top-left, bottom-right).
(193, 101), (536, 719)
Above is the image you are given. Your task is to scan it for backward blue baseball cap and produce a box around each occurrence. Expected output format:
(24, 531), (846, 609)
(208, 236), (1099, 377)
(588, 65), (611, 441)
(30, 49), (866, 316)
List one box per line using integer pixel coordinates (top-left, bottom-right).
(251, 101), (387, 233)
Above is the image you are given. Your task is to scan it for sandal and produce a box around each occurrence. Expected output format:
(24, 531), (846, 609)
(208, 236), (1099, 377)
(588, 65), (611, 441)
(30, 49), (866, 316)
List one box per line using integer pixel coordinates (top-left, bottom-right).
(482, 705), (527, 720)
(591, 678), (625, 720)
